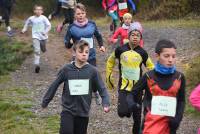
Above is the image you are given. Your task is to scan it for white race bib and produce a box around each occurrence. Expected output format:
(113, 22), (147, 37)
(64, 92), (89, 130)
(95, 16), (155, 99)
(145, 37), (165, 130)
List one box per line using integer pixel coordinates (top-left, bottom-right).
(68, 79), (89, 95)
(151, 96), (177, 117)
(122, 67), (140, 81)
(118, 2), (128, 10)
(81, 37), (94, 48)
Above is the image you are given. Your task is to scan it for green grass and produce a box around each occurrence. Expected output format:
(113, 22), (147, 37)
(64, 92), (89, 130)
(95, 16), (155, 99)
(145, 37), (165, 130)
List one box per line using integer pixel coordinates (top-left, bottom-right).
(184, 56), (200, 116)
(0, 87), (60, 134)
(0, 37), (32, 76)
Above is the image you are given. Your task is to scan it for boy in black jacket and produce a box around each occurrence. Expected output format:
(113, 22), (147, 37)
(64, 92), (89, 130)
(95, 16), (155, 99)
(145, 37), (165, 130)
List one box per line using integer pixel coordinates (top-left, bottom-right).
(127, 39), (185, 134)
(42, 40), (110, 134)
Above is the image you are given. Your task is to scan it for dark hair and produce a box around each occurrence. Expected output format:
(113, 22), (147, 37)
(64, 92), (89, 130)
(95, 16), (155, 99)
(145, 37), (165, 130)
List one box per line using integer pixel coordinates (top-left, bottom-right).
(155, 39), (177, 54)
(73, 40), (89, 52)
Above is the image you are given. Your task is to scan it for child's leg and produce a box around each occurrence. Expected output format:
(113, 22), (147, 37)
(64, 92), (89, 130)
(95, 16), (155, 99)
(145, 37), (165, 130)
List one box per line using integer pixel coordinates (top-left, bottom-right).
(40, 40), (47, 53)
(60, 111), (74, 134)
(33, 39), (41, 73)
(108, 11), (118, 32)
(52, 2), (62, 17)
(2, 7), (11, 31)
(74, 116), (89, 134)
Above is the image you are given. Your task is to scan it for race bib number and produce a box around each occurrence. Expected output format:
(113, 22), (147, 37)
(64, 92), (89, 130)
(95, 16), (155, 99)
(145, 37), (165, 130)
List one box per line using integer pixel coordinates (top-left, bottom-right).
(68, 79), (89, 95)
(151, 96), (177, 117)
(122, 67), (140, 80)
(81, 37), (94, 48)
(118, 2), (128, 10)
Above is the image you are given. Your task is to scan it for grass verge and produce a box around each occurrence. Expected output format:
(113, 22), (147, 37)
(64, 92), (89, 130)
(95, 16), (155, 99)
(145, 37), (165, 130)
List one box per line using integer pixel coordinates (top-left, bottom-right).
(0, 37), (32, 76)
(0, 87), (59, 134)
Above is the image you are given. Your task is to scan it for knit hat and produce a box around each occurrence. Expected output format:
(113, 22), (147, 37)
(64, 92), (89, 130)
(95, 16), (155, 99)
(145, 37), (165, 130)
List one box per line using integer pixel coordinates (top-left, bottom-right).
(123, 13), (132, 20)
(128, 22), (143, 36)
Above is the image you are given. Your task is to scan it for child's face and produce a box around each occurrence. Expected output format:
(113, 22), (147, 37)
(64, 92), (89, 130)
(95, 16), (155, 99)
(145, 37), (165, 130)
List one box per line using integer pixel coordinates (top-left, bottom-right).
(129, 30), (141, 47)
(75, 8), (86, 23)
(34, 6), (43, 16)
(75, 46), (89, 63)
(123, 17), (132, 25)
(156, 48), (176, 67)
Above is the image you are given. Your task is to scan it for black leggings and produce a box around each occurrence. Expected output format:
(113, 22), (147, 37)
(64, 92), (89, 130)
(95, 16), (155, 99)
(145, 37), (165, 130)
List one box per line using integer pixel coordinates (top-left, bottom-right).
(63, 8), (74, 25)
(0, 6), (12, 27)
(117, 90), (142, 134)
(51, 1), (62, 17)
(60, 111), (89, 134)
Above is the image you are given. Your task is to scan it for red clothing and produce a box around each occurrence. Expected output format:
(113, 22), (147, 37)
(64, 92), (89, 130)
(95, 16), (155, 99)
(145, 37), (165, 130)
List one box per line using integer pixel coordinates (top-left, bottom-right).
(102, 0), (118, 11)
(110, 27), (128, 46)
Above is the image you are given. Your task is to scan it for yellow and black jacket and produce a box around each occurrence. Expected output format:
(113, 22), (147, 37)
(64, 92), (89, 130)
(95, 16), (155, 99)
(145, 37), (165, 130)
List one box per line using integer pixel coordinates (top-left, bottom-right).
(106, 43), (154, 91)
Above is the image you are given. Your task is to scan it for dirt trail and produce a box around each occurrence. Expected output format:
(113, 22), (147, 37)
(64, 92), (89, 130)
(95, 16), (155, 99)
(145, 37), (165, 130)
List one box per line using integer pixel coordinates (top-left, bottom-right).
(1, 24), (200, 134)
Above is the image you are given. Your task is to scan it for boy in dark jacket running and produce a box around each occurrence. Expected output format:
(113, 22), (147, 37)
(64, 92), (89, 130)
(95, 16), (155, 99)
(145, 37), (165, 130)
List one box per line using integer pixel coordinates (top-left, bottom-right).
(42, 40), (110, 134)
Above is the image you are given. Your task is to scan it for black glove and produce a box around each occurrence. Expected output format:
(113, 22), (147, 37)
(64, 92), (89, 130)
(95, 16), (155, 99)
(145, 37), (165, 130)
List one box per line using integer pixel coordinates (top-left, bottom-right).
(126, 94), (141, 112)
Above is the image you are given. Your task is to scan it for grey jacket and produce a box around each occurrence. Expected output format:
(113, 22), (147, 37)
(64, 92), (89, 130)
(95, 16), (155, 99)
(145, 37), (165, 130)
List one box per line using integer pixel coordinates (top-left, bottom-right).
(42, 62), (110, 117)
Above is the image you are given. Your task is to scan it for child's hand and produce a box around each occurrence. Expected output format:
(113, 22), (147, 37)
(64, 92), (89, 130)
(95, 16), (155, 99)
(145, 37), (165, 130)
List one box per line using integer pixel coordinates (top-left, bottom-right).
(99, 46), (106, 52)
(103, 106), (110, 113)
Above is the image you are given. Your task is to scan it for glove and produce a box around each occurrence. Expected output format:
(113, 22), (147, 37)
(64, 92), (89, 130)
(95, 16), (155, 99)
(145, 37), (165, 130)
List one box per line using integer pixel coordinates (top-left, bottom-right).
(126, 94), (141, 113)
(106, 74), (114, 90)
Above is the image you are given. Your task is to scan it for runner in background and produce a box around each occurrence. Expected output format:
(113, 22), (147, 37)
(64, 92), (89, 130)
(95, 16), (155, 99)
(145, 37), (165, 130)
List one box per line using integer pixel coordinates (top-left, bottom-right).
(127, 39), (186, 134)
(0, 0), (15, 36)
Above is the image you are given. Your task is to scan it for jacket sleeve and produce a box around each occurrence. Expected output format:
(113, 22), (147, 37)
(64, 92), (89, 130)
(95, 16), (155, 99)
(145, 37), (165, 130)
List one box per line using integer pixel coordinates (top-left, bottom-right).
(127, 0), (136, 11)
(94, 23), (103, 47)
(22, 17), (32, 32)
(106, 51), (116, 90)
(110, 28), (121, 42)
(145, 57), (155, 70)
(41, 68), (66, 108)
(93, 69), (110, 107)
(169, 73), (186, 131)
(44, 16), (51, 34)
(64, 26), (73, 48)
(189, 84), (200, 111)
(102, 0), (107, 10)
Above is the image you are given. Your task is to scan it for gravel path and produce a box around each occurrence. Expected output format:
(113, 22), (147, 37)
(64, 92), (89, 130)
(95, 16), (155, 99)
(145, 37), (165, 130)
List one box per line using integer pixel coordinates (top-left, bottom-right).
(1, 25), (200, 134)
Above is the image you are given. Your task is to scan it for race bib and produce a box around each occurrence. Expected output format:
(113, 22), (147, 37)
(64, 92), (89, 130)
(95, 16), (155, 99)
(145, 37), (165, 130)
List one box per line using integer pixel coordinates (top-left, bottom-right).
(118, 2), (128, 10)
(122, 67), (140, 80)
(151, 96), (177, 117)
(81, 37), (94, 48)
(68, 79), (89, 95)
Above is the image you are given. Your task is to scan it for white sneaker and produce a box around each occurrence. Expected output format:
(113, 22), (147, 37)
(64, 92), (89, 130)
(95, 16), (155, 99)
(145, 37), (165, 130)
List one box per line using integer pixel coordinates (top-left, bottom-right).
(48, 14), (52, 20)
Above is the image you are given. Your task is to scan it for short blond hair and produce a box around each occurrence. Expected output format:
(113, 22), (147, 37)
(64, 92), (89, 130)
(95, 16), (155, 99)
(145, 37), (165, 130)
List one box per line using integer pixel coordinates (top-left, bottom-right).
(123, 13), (132, 20)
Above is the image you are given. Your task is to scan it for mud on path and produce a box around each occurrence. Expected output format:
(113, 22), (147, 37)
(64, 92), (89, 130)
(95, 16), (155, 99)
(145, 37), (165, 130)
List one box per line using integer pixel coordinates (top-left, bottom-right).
(0, 25), (200, 134)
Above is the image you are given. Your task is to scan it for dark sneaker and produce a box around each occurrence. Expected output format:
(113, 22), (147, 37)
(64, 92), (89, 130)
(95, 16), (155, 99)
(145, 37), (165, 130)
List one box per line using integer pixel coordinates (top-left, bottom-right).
(94, 92), (101, 105)
(35, 66), (40, 73)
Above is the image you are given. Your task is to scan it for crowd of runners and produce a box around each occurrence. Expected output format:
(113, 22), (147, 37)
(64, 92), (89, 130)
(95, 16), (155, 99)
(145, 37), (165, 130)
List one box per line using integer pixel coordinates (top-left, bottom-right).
(1, 0), (199, 134)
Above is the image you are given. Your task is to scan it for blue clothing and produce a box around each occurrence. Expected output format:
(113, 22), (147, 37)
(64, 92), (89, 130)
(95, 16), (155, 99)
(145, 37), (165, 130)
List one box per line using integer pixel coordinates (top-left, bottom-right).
(155, 62), (176, 75)
(64, 20), (103, 61)
(127, 0), (136, 11)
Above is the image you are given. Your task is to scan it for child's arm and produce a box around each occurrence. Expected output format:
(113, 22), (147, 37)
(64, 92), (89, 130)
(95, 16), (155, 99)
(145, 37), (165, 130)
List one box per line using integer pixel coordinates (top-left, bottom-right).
(21, 17), (32, 33)
(43, 16), (51, 35)
(41, 68), (66, 108)
(169, 74), (186, 131)
(64, 25), (73, 48)
(93, 22), (105, 52)
(93, 69), (110, 110)
(109, 28), (121, 44)
(127, 0), (136, 12)
(189, 84), (200, 111)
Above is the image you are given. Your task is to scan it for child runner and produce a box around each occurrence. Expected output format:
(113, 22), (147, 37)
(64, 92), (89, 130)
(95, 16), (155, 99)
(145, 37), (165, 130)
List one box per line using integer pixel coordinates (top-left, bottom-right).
(189, 84), (200, 134)
(42, 40), (110, 134)
(106, 22), (154, 134)
(109, 13), (132, 46)
(48, 0), (63, 20)
(127, 39), (186, 134)
(102, 0), (119, 32)
(21, 5), (51, 73)
(64, 3), (106, 105)
(56, 0), (77, 32)
(0, 0), (15, 36)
